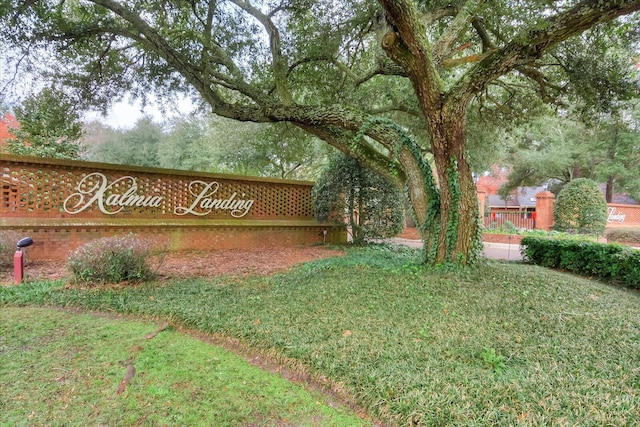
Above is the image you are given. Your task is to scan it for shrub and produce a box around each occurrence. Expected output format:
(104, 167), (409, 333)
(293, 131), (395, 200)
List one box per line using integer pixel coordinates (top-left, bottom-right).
(521, 236), (640, 289)
(0, 230), (23, 268)
(605, 228), (640, 244)
(553, 178), (607, 235)
(313, 153), (404, 244)
(67, 234), (164, 284)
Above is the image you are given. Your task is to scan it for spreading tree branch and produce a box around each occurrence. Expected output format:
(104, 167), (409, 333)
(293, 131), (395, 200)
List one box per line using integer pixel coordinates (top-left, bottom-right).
(452, 0), (640, 106)
(433, 0), (485, 66)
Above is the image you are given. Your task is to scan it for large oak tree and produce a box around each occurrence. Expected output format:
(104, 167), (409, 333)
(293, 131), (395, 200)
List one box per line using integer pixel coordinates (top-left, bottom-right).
(2, 0), (639, 265)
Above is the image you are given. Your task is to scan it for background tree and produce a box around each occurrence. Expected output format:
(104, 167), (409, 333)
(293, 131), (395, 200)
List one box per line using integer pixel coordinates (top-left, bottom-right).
(498, 25), (640, 202)
(498, 113), (595, 197)
(553, 178), (608, 235)
(498, 103), (640, 202)
(157, 115), (214, 171)
(204, 118), (279, 177)
(250, 123), (333, 180)
(88, 117), (164, 167)
(591, 104), (640, 202)
(82, 114), (332, 178)
(7, 87), (83, 159)
(3, 1), (640, 265)
(313, 153), (404, 245)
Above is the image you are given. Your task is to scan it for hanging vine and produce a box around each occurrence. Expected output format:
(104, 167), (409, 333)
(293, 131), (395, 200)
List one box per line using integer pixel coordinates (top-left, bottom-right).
(444, 156), (461, 263)
(353, 117), (442, 264)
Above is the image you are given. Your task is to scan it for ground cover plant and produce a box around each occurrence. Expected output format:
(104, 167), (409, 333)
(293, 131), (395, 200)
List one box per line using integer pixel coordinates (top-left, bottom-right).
(0, 306), (369, 426)
(2, 245), (639, 425)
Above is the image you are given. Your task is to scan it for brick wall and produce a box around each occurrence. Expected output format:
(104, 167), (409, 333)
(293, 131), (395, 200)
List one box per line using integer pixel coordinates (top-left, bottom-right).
(535, 190), (556, 231)
(605, 203), (640, 228)
(1, 154), (345, 260)
(529, 191), (640, 231)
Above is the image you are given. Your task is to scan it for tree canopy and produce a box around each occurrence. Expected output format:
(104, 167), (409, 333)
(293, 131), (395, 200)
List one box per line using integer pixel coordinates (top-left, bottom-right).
(2, 0), (639, 265)
(6, 87), (83, 159)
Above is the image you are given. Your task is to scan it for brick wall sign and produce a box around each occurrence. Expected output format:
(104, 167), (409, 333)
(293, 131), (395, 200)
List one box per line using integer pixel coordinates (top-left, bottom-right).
(1, 154), (345, 260)
(606, 204), (640, 228)
(61, 173), (255, 218)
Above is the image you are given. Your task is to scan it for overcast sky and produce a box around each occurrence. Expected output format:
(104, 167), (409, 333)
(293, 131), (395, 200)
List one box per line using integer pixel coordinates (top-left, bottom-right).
(83, 96), (196, 129)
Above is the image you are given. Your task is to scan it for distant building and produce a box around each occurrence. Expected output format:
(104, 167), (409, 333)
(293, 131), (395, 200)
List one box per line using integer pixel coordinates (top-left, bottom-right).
(487, 186), (544, 212)
(475, 166), (508, 196)
(0, 114), (18, 153)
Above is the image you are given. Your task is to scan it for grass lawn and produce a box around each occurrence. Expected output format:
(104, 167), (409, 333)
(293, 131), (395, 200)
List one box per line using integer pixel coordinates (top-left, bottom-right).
(0, 307), (370, 426)
(2, 244), (640, 426)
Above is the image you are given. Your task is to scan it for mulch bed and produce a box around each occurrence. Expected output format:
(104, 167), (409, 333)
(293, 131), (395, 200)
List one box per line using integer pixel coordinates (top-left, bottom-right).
(0, 246), (345, 285)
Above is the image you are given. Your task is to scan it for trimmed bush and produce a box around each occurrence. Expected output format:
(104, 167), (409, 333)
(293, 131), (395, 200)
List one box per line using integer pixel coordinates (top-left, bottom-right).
(313, 153), (404, 245)
(0, 231), (23, 268)
(521, 236), (640, 289)
(67, 234), (165, 284)
(605, 228), (640, 245)
(553, 178), (607, 235)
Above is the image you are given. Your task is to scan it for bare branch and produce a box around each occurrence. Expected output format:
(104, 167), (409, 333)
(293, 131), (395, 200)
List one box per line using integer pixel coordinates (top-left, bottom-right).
(441, 52), (490, 68)
(471, 17), (495, 52)
(515, 65), (565, 102)
(419, 5), (458, 26)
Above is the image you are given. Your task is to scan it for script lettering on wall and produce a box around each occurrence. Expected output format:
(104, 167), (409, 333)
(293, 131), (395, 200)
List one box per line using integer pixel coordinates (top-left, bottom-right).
(63, 173), (254, 217)
(607, 207), (626, 223)
(173, 180), (253, 218)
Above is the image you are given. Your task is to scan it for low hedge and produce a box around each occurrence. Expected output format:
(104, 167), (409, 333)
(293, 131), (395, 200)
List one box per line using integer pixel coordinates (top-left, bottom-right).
(520, 236), (640, 289)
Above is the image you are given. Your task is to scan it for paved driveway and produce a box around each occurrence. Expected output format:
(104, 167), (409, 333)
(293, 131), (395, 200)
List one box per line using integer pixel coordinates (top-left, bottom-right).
(391, 238), (524, 261)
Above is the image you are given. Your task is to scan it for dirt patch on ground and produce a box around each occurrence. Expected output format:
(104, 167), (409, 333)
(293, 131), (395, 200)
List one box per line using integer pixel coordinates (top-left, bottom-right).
(398, 227), (420, 240)
(0, 246), (345, 285)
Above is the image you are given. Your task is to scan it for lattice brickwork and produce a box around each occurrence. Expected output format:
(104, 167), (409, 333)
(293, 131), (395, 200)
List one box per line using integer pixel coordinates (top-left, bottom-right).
(606, 204), (640, 228)
(1, 155), (315, 220)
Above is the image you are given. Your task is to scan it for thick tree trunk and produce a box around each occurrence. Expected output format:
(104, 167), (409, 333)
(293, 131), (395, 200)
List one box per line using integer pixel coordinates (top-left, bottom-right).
(606, 176), (614, 203)
(431, 148), (481, 265)
(424, 109), (481, 265)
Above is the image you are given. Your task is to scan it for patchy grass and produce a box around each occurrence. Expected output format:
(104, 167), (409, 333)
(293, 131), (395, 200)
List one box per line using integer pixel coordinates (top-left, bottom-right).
(2, 245), (640, 426)
(0, 307), (371, 426)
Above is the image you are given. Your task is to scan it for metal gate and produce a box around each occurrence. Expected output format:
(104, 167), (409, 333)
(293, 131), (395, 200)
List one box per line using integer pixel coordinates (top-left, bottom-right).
(483, 211), (535, 230)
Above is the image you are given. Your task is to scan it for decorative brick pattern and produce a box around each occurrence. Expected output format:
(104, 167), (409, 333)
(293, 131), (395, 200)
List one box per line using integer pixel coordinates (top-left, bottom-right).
(1, 155), (345, 260)
(1, 155), (314, 220)
(605, 203), (640, 228)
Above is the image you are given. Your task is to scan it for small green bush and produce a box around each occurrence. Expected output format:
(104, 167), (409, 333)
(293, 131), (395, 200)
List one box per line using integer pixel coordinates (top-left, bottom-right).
(67, 234), (164, 285)
(521, 236), (640, 289)
(605, 228), (640, 244)
(313, 153), (404, 244)
(553, 178), (607, 235)
(0, 231), (23, 268)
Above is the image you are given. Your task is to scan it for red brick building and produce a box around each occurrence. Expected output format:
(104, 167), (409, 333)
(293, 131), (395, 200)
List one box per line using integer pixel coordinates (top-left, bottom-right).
(0, 114), (18, 152)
